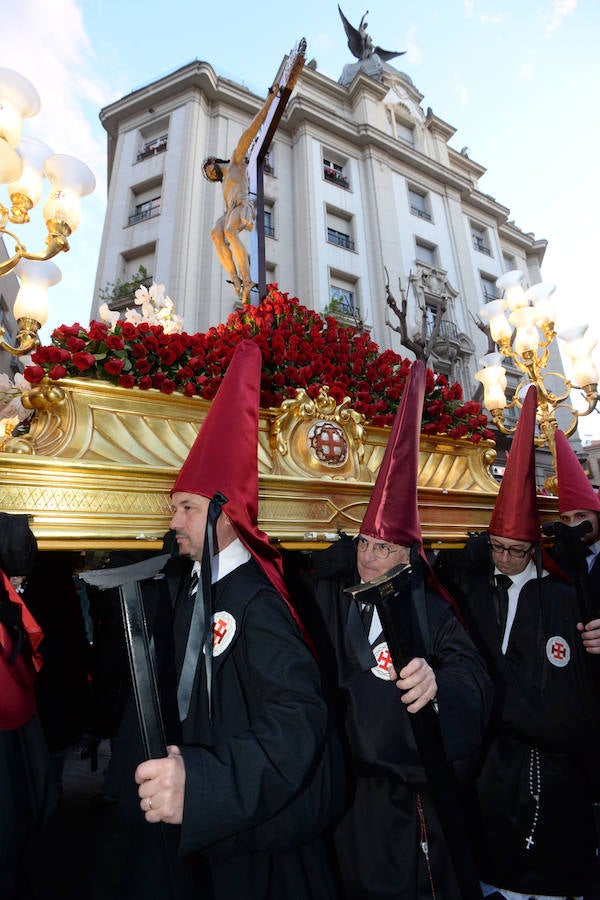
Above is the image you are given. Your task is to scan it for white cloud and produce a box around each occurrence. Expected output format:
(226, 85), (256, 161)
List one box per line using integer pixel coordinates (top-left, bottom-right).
(459, 86), (470, 105)
(480, 14), (503, 25)
(519, 63), (536, 80)
(464, 0), (475, 17)
(1, 0), (109, 330)
(405, 26), (422, 65)
(546, 0), (578, 33)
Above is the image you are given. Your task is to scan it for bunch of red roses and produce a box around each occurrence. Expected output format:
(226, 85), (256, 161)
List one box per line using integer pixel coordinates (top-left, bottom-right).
(24, 285), (494, 442)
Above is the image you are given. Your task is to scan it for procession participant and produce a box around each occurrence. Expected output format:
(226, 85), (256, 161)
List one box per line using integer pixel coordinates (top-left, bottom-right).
(552, 427), (600, 653)
(115, 339), (343, 899)
(0, 514), (58, 899)
(436, 386), (599, 900)
(310, 360), (493, 900)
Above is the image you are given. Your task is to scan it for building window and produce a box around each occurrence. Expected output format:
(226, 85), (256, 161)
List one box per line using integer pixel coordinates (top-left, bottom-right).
(386, 108), (415, 146)
(326, 208), (355, 251)
(480, 273), (499, 303)
(136, 134), (168, 162)
(472, 223), (492, 256)
(264, 206), (275, 238)
(263, 149), (274, 176)
(128, 196), (161, 225)
(415, 239), (437, 267)
(329, 285), (358, 316)
(503, 253), (516, 272)
(408, 187), (432, 222)
(323, 156), (350, 189)
(327, 227), (354, 251)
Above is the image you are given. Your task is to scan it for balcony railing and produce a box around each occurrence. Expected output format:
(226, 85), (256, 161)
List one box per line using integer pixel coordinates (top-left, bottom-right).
(482, 288), (498, 303)
(263, 159), (274, 175)
(411, 206), (432, 221)
(327, 228), (355, 251)
(264, 223), (275, 238)
(323, 167), (350, 189)
(136, 135), (168, 162)
(472, 235), (491, 255)
(128, 203), (161, 225)
(428, 319), (458, 341)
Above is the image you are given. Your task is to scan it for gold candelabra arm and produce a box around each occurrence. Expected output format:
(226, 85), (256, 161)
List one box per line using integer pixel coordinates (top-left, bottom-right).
(0, 317), (42, 356)
(0, 223), (70, 277)
(490, 407), (517, 435)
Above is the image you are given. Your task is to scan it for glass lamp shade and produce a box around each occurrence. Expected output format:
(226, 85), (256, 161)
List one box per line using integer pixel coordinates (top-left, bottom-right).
(475, 362), (507, 411)
(9, 137), (53, 206)
(525, 281), (557, 327)
(13, 259), (61, 326)
(0, 140), (23, 184)
(496, 269), (527, 311)
(479, 299), (513, 344)
(509, 306), (540, 354)
(0, 68), (41, 148)
(42, 154), (96, 232)
(558, 326), (599, 387)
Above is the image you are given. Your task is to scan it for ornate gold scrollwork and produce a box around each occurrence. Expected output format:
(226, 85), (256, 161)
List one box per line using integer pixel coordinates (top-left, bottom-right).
(269, 386), (367, 480)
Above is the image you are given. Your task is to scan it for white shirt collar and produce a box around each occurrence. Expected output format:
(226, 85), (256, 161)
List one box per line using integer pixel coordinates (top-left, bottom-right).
(191, 538), (251, 584)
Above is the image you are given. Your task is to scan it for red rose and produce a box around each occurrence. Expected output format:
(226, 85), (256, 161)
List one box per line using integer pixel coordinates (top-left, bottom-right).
(160, 379), (176, 394)
(104, 358), (125, 376)
(31, 347), (50, 364)
(118, 374), (136, 389)
(121, 322), (137, 339)
(47, 346), (70, 363)
(23, 365), (45, 384)
(106, 335), (125, 351)
(134, 358), (152, 374)
(71, 352), (96, 372)
(183, 382), (197, 397)
(48, 364), (67, 380)
(137, 376), (153, 390)
(131, 344), (147, 359)
(88, 321), (109, 341)
(66, 336), (86, 352)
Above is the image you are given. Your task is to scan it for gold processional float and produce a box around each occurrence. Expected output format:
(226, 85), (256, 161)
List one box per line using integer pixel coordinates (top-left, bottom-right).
(0, 374), (559, 553)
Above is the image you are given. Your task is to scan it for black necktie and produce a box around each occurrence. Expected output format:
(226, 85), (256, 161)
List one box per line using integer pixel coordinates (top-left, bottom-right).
(361, 602), (374, 636)
(495, 574), (512, 638)
(177, 570), (206, 722)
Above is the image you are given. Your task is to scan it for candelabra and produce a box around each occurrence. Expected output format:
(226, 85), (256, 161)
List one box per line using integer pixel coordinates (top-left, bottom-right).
(475, 270), (598, 490)
(0, 67), (95, 355)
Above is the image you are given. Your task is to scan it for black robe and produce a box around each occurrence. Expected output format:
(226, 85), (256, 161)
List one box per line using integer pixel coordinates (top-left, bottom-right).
(311, 548), (493, 900)
(109, 555), (344, 899)
(436, 542), (599, 897)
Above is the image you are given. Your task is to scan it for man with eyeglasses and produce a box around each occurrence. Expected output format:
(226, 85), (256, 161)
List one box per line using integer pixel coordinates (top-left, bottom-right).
(306, 362), (492, 900)
(434, 388), (599, 900)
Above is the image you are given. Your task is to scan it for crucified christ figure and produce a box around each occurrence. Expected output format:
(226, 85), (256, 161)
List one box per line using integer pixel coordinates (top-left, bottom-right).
(202, 83), (280, 303)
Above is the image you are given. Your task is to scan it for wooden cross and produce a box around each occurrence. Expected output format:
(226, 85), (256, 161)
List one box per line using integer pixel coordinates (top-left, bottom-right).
(248, 39), (306, 301)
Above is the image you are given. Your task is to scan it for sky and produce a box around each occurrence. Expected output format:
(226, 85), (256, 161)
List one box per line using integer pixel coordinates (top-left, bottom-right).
(2, 0), (600, 438)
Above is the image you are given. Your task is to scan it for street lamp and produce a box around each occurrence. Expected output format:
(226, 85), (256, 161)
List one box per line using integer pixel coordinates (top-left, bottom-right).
(0, 67), (95, 355)
(475, 269), (598, 489)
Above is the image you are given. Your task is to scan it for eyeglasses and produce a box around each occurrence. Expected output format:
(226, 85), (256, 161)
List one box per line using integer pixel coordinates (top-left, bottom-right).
(489, 541), (533, 559)
(356, 536), (400, 560)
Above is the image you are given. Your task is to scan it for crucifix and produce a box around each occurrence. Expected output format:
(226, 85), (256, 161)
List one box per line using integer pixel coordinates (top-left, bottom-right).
(202, 40), (305, 303)
(247, 39), (306, 301)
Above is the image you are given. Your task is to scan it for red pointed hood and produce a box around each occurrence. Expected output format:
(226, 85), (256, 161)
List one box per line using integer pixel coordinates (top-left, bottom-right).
(360, 360), (426, 547)
(555, 429), (600, 515)
(489, 385), (541, 543)
(171, 339), (290, 603)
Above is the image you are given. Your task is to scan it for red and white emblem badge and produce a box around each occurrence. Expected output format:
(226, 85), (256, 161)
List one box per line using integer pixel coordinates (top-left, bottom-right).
(308, 421), (348, 467)
(546, 635), (570, 668)
(371, 641), (394, 680)
(211, 611), (236, 657)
